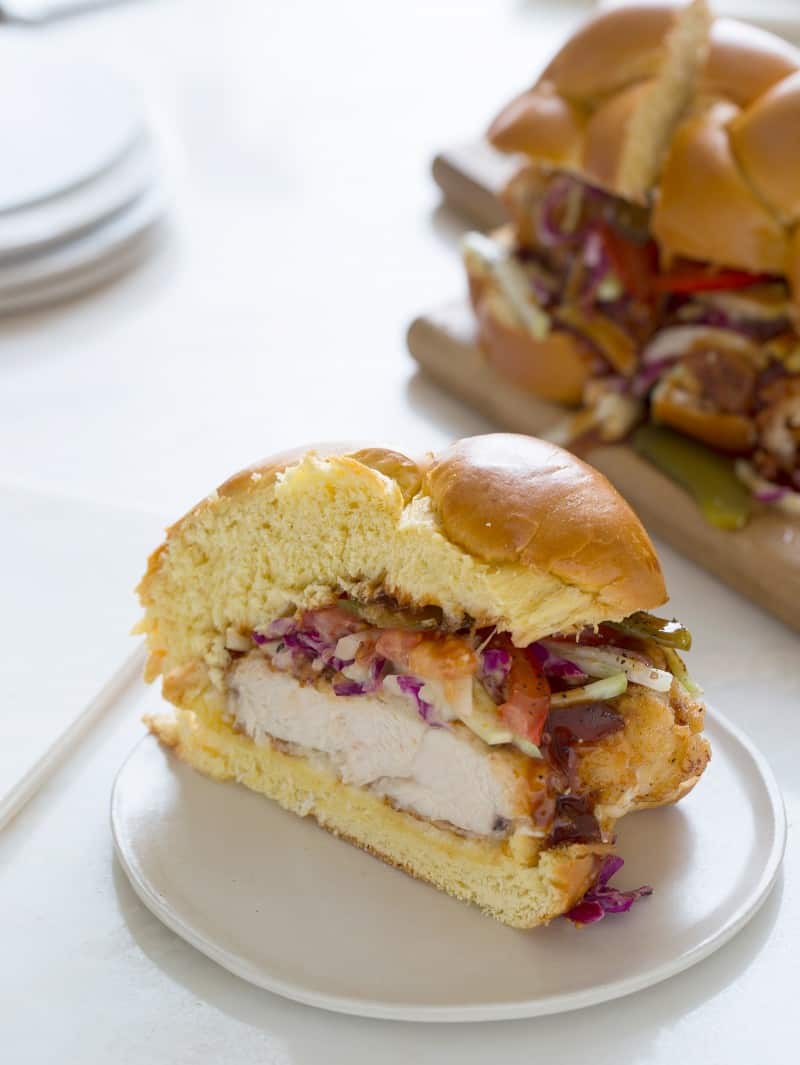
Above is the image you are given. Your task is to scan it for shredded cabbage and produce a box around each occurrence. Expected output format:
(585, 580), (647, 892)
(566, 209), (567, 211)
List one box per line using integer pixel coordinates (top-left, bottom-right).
(565, 855), (652, 926)
(540, 640), (673, 692)
(383, 674), (446, 727)
(332, 656), (386, 697)
(529, 641), (588, 683)
(549, 673), (628, 707)
(478, 646), (511, 702)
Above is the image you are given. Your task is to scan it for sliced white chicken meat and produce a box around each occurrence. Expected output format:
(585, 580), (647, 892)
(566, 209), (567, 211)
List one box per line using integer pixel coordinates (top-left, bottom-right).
(227, 653), (531, 837)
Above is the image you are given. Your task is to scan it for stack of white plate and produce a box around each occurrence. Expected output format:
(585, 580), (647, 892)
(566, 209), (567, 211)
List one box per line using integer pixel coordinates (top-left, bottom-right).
(0, 57), (166, 315)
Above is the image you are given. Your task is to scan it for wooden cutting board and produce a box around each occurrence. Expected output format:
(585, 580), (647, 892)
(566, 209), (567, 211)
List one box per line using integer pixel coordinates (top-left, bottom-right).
(432, 140), (511, 228)
(407, 301), (800, 633)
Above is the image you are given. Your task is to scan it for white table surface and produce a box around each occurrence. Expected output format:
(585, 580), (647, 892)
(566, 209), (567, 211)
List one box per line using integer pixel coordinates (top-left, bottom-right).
(0, 484), (162, 822)
(0, 1), (797, 1061)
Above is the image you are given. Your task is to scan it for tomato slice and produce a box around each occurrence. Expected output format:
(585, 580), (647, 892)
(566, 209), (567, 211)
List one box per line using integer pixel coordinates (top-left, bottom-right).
(653, 264), (768, 293)
(498, 646), (551, 745)
(407, 634), (477, 680)
(596, 223), (659, 303)
(373, 631), (477, 680)
(374, 629), (423, 669)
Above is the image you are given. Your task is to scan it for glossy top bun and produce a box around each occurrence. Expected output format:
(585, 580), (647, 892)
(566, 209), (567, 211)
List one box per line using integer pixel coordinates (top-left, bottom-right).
(426, 434), (665, 612)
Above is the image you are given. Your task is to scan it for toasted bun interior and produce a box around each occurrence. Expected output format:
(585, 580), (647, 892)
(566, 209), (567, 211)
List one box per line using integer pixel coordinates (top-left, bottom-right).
(137, 437), (666, 686)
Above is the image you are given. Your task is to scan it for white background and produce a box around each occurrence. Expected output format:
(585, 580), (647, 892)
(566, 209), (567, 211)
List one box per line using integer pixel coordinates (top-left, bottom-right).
(0, 1), (797, 1061)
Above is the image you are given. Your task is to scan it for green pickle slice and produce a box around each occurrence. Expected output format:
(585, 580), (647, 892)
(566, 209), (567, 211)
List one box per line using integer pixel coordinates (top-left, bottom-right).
(608, 610), (692, 650)
(632, 424), (752, 530)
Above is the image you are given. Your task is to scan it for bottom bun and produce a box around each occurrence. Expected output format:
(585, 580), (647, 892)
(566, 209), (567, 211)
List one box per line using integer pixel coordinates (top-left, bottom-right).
(468, 277), (595, 405)
(146, 698), (606, 929)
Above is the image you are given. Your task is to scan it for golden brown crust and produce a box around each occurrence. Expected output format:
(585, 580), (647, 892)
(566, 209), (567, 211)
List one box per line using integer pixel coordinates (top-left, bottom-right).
(487, 0), (682, 169)
(651, 102), (788, 273)
(488, 84), (585, 169)
(577, 682), (710, 824)
(701, 17), (800, 107)
(540, 3), (681, 99)
(424, 434), (667, 616)
(346, 448), (423, 501)
(787, 227), (800, 307)
(729, 71), (800, 224)
(215, 441), (370, 502)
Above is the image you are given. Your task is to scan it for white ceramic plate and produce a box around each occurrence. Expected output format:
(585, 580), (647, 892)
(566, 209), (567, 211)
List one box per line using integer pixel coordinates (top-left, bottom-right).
(0, 135), (159, 262)
(112, 706), (785, 1022)
(0, 187), (165, 315)
(0, 61), (142, 213)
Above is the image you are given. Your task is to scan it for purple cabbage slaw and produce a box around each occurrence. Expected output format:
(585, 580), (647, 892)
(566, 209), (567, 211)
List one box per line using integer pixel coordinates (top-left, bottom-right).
(537, 176), (588, 249)
(251, 615), (447, 726)
(564, 856), (652, 926)
(528, 642), (588, 684)
(253, 615), (659, 715)
(478, 646), (511, 702)
(677, 302), (790, 342)
(332, 655), (387, 697)
(250, 610), (670, 740)
(254, 615), (355, 674)
(748, 478), (800, 507)
(581, 231), (608, 303)
(630, 356), (678, 399)
(394, 675), (443, 727)
(736, 458), (800, 508)
(753, 485), (790, 504)
(531, 174), (794, 411)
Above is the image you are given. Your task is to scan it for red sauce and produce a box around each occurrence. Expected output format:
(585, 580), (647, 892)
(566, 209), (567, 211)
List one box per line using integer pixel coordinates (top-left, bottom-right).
(540, 702), (624, 844)
(549, 795), (602, 846)
(546, 702), (625, 743)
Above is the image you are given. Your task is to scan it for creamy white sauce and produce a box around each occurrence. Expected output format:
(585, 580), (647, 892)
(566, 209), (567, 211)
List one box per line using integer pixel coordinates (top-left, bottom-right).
(227, 654), (521, 836)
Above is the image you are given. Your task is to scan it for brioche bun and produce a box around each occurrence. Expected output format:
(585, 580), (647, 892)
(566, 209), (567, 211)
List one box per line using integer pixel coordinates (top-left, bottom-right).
(485, 3), (800, 284)
(488, 82), (584, 172)
(136, 437), (698, 929)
